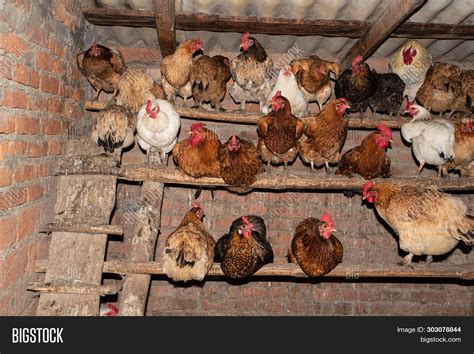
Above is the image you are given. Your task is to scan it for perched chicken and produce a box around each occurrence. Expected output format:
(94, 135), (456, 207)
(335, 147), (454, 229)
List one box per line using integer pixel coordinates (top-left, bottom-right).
(299, 98), (350, 172)
(335, 55), (377, 117)
(290, 55), (341, 111)
(162, 203), (216, 282)
(172, 123), (221, 178)
(257, 92), (304, 169)
(115, 68), (165, 113)
(190, 55), (231, 111)
(336, 124), (392, 179)
(218, 134), (262, 194)
(289, 214), (343, 277)
(402, 102), (455, 177)
(161, 39), (203, 104)
(416, 62), (472, 115)
(91, 104), (135, 153)
(389, 40), (432, 101)
(229, 32), (274, 111)
(441, 119), (474, 177)
(368, 73), (405, 115)
(136, 99), (181, 163)
(261, 66), (309, 118)
(76, 41), (126, 99)
(214, 215), (273, 279)
(363, 181), (473, 266)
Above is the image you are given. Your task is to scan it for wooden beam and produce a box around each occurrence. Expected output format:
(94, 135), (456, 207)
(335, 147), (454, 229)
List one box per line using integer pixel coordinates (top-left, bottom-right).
(81, 8), (474, 40)
(41, 223), (123, 235)
(85, 101), (409, 129)
(35, 260), (474, 280)
(341, 0), (426, 69)
(28, 282), (121, 296)
(152, 0), (176, 57)
(55, 163), (474, 192)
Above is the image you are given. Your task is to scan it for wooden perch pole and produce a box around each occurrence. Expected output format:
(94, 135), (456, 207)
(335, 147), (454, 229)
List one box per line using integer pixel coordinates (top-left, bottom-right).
(28, 282), (121, 296)
(41, 223), (123, 236)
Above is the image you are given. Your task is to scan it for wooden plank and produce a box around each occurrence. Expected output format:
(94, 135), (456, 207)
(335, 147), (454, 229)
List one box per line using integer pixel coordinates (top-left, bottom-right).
(55, 163), (474, 192)
(152, 0), (176, 57)
(341, 0), (426, 69)
(41, 223), (123, 235)
(28, 282), (121, 296)
(35, 260), (474, 280)
(81, 8), (474, 39)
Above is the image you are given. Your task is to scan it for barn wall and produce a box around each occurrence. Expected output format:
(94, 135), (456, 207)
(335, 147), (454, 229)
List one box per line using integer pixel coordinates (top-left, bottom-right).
(0, 1), (90, 315)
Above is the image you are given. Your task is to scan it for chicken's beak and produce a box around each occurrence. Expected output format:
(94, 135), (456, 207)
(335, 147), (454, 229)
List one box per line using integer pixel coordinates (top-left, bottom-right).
(331, 228), (337, 233)
(362, 195), (367, 200)
(389, 140), (394, 144)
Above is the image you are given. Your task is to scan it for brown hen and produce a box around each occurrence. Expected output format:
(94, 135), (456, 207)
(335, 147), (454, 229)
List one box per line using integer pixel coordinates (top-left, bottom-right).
(441, 119), (474, 176)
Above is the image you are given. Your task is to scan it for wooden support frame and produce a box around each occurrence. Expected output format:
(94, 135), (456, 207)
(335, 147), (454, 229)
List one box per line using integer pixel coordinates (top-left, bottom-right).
(341, 0), (426, 69)
(152, 0), (176, 57)
(41, 223), (123, 235)
(81, 8), (474, 40)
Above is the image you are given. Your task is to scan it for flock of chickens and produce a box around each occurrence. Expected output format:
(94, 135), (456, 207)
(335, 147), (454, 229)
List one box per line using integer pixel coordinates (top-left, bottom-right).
(76, 34), (473, 282)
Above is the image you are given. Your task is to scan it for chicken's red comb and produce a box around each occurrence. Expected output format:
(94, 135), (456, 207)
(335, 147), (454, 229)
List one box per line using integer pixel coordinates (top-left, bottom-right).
(363, 181), (375, 196)
(231, 134), (238, 145)
(377, 123), (392, 140)
(338, 98), (349, 104)
(402, 46), (417, 57)
(190, 123), (205, 131)
(241, 216), (253, 227)
(405, 99), (415, 110)
(196, 38), (203, 47)
(272, 90), (282, 100)
(320, 213), (334, 228)
(192, 201), (202, 210)
(145, 100), (152, 114)
(242, 32), (250, 42)
(104, 303), (119, 316)
(91, 40), (97, 47)
(352, 55), (363, 66)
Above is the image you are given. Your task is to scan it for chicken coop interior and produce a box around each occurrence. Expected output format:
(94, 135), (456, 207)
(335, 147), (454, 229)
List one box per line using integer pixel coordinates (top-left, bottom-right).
(0, 0), (473, 316)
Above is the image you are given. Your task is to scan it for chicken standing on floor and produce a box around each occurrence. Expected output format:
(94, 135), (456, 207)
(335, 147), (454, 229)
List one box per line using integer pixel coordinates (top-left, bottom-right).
(402, 102), (455, 177)
(257, 91), (304, 170)
(76, 41), (126, 100)
(91, 104), (135, 153)
(336, 124), (392, 179)
(230, 32), (274, 111)
(215, 216), (273, 279)
(299, 98), (350, 172)
(290, 55), (341, 112)
(161, 39), (203, 104)
(261, 66), (309, 118)
(289, 214), (343, 277)
(136, 99), (181, 163)
(362, 181), (474, 266)
(163, 203), (216, 282)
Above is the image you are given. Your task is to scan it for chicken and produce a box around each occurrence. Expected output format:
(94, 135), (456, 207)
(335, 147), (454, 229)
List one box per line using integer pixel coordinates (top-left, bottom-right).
(389, 40), (432, 101)
(402, 102), (455, 177)
(190, 55), (231, 111)
(136, 99), (181, 163)
(299, 98), (350, 172)
(335, 55), (377, 117)
(115, 67), (165, 113)
(76, 41), (126, 100)
(229, 32), (274, 111)
(172, 123), (221, 178)
(335, 124), (392, 179)
(261, 66), (309, 118)
(162, 203), (216, 282)
(288, 214), (343, 277)
(91, 104), (135, 153)
(160, 39), (203, 104)
(218, 134), (262, 194)
(368, 73), (405, 116)
(257, 91), (304, 169)
(214, 215), (273, 279)
(441, 119), (474, 177)
(416, 62), (472, 115)
(362, 181), (473, 266)
(290, 55), (341, 111)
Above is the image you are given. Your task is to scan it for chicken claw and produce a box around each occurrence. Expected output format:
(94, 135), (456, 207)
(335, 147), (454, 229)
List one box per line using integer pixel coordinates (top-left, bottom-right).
(397, 253), (413, 267)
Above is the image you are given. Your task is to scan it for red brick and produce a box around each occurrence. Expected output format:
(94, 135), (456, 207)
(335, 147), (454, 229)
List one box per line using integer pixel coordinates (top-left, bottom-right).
(26, 24), (48, 48)
(26, 184), (43, 202)
(7, 141), (27, 156)
(13, 164), (36, 183)
(48, 37), (64, 57)
(26, 142), (48, 157)
(3, 90), (29, 109)
(15, 116), (40, 135)
(0, 117), (15, 134)
(0, 58), (13, 80)
(48, 98), (64, 114)
(13, 64), (30, 86)
(48, 141), (62, 155)
(0, 142), (6, 161)
(36, 162), (53, 177)
(29, 71), (40, 88)
(0, 33), (5, 50)
(2, 244), (28, 289)
(6, 34), (28, 58)
(0, 214), (17, 252)
(16, 204), (40, 241)
(41, 119), (63, 135)
(0, 166), (12, 187)
(39, 76), (59, 95)
(0, 187), (27, 211)
(0, 289), (15, 316)
(52, 60), (66, 74)
(36, 52), (54, 72)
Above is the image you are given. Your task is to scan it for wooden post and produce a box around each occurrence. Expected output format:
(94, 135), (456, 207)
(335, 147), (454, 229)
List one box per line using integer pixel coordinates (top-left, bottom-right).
(153, 0), (176, 57)
(341, 0), (426, 69)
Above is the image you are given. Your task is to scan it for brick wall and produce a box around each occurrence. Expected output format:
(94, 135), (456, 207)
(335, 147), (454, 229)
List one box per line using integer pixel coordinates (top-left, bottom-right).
(0, 1), (90, 315)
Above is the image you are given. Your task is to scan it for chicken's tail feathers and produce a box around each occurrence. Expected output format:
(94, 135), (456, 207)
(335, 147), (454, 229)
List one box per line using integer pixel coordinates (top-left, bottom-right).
(97, 134), (122, 153)
(454, 215), (474, 246)
(165, 242), (197, 268)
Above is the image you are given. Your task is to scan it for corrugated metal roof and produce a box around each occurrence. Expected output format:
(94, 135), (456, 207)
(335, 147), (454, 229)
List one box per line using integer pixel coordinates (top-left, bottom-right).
(80, 0), (474, 65)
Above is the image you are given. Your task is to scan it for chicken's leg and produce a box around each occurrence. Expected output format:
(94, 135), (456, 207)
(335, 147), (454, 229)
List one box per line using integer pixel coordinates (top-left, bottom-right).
(310, 161), (314, 173)
(239, 100), (246, 112)
(424, 255), (433, 266)
(324, 161), (330, 174)
(397, 253), (413, 266)
(95, 88), (102, 101)
(437, 166), (443, 178)
(417, 161), (426, 175)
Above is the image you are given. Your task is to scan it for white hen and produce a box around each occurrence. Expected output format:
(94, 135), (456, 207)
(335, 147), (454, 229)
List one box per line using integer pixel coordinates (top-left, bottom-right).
(261, 66), (309, 118)
(401, 103), (455, 176)
(136, 99), (181, 163)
